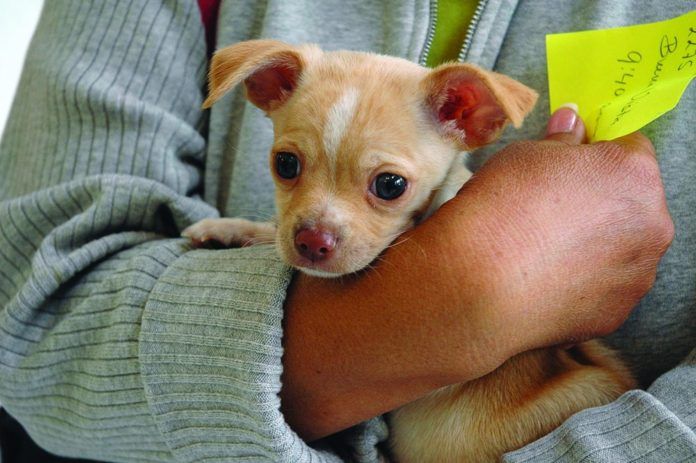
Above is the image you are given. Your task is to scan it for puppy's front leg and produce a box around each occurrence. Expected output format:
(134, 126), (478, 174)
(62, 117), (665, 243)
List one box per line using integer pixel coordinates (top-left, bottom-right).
(182, 218), (276, 248)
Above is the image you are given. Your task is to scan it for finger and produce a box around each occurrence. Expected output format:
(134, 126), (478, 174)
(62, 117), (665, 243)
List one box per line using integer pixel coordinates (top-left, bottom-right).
(613, 131), (656, 158)
(544, 104), (586, 145)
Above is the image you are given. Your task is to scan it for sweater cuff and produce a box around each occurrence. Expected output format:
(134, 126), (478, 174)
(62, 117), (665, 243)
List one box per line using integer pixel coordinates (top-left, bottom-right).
(502, 390), (696, 463)
(139, 244), (342, 462)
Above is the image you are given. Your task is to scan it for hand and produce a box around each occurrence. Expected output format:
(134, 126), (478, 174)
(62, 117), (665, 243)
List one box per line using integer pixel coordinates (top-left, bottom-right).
(279, 107), (674, 441)
(447, 106), (674, 356)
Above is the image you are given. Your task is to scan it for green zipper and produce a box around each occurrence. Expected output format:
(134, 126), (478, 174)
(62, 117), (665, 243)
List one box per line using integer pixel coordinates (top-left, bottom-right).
(419, 0), (439, 66)
(419, 0), (487, 66)
(458, 0), (488, 62)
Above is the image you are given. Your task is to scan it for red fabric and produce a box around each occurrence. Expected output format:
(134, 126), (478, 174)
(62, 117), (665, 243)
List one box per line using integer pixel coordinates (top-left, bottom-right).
(197, 0), (221, 55)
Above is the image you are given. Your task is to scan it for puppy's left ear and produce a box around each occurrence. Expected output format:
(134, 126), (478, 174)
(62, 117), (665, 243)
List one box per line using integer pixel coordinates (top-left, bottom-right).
(422, 63), (538, 149)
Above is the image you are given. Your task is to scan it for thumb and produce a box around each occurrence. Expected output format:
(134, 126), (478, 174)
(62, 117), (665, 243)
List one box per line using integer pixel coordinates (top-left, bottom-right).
(544, 104), (586, 145)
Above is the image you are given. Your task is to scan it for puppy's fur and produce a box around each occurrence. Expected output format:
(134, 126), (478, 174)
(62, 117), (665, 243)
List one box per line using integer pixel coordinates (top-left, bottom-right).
(184, 40), (635, 462)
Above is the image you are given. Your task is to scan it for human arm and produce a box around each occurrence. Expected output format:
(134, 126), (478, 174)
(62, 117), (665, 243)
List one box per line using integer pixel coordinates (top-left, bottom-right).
(0, 3), (677, 462)
(0, 2), (523, 462)
(498, 113), (696, 462)
(0, 2), (323, 463)
(280, 110), (674, 442)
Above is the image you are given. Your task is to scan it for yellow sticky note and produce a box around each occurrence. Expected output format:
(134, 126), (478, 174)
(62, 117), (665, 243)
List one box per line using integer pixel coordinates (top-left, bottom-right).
(546, 10), (696, 141)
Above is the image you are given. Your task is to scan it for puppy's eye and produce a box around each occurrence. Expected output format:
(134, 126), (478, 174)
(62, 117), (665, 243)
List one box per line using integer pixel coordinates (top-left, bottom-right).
(371, 173), (407, 200)
(275, 152), (300, 179)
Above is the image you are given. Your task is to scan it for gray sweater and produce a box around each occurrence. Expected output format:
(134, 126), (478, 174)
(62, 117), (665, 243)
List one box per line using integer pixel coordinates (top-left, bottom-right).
(0, 1), (694, 462)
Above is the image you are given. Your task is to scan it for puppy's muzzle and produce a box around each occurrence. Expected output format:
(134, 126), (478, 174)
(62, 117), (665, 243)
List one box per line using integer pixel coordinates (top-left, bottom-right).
(294, 228), (337, 262)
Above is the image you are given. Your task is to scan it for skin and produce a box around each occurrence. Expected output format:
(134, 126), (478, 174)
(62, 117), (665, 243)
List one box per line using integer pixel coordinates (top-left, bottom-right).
(279, 111), (674, 441)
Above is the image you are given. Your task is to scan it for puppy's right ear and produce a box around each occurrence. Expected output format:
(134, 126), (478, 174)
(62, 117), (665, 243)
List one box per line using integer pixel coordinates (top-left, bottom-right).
(203, 39), (318, 111)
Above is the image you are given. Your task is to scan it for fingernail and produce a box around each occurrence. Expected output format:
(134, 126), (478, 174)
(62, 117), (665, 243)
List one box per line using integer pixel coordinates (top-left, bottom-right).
(546, 103), (579, 135)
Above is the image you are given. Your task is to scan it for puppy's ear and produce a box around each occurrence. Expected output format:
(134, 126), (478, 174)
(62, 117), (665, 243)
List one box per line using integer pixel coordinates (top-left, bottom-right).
(422, 63), (538, 149)
(203, 39), (318, 111)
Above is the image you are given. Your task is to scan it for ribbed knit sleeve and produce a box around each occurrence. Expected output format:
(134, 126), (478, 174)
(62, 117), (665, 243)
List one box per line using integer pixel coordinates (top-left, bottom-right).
(0, 0), (208, 199)
(140, 246), (347, 462)
(0, 1), (358, 462)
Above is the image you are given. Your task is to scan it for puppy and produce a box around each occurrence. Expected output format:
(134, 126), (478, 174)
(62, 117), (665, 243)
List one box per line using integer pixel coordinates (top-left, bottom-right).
(184, 40), (636, 462)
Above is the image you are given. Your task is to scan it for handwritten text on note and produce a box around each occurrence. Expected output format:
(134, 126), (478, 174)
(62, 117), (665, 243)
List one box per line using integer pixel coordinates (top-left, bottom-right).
(546, 10), (695, 141)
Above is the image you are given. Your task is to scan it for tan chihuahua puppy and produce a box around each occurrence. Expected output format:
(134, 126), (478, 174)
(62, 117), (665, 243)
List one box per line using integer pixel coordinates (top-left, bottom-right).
(183, 40), (635, 463)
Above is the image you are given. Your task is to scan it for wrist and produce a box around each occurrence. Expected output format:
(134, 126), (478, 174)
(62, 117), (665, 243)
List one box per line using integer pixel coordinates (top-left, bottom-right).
(421, 191), (525, 370)
(442, 160), (588, 358)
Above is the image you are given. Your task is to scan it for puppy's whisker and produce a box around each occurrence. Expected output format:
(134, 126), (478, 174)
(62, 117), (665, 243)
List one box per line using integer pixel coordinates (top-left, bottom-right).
(371, 254), (396, 275)
(243, 238), (277, 247)
(362, 261), (381, 279)
(386, 235), (412, 250)
(234, 212), (277, 223)
(227, 206), (277, 219)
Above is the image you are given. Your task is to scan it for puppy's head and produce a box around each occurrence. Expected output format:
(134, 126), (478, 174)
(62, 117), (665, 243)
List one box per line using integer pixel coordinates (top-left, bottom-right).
(205, 40), (537, 277)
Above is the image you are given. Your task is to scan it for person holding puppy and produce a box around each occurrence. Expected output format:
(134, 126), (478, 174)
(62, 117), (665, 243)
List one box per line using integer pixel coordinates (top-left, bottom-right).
(0, 1), (692, 462)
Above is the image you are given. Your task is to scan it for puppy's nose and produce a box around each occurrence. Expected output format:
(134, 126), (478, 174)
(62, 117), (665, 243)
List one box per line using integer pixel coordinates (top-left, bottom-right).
(294, 228), (337, 262)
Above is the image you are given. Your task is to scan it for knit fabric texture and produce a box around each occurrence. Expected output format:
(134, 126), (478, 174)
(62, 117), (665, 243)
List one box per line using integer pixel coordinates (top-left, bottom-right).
(0, 0), (694, 462)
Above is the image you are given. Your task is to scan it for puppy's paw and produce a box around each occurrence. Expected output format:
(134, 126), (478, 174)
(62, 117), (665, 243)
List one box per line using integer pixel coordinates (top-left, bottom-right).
(182, 218), (276, 248)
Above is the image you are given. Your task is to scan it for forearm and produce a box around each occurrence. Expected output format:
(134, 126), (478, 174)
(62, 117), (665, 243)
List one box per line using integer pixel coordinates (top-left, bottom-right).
(280, 133), (673, 442)
(280, 196), (510, 441)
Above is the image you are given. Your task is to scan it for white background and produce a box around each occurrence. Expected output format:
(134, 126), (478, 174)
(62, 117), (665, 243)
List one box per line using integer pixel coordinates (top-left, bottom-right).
(0, 0), (44, 139)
